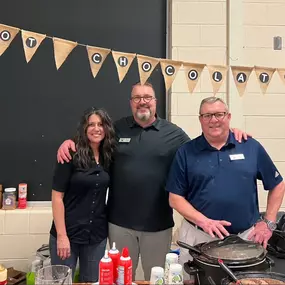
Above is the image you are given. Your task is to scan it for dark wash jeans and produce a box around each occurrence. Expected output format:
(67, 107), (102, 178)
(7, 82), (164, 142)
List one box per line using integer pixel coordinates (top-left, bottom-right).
(49, 235), (106, 282)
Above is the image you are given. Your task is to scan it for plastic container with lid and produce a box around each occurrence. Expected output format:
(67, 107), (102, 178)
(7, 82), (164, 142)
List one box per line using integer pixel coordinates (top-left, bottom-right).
(3, 188), (17, 210)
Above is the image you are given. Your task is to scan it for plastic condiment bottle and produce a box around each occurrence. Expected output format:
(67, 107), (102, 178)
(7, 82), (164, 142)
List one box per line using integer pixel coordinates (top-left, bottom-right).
(150, 266), (164, 285)
(18, 183), (28, 209)
(168, 263), (183, 285)
(109, 242), (120, 284)
(164, 253), (178, 283)
(99, 250), (113, 285)
(0, 264), (7, 285)
(117, 247), (132, 285)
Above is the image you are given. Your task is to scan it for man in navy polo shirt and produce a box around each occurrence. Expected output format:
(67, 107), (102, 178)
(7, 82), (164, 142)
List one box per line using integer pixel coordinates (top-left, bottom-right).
(166, 96), (285, 268)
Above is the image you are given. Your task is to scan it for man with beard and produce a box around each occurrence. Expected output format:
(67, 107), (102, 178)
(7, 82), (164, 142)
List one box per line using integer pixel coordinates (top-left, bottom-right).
(57, 83), (248, 280)
(166, 96), (285, 269)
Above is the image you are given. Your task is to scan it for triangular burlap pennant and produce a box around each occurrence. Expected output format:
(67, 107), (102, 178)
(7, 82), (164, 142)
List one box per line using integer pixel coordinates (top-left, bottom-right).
(53, 37), (77, 70)
(183, 63), (205, 93)
(86, 46), (110, 78)
(136, 54), (159, 85)
(254, 66), (276, 94)
(21, 30), (46, 63)
(207, 65), (228, 95)
(160, 59), (182, 91)
(277, 68), (285, 87)
(231, 66), (253, 97)
(112, 51), (136, 83)
(0, 24), (19, 56)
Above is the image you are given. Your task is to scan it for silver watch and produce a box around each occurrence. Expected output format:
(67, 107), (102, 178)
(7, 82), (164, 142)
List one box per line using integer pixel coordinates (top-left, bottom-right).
(263, 217), (277, 231)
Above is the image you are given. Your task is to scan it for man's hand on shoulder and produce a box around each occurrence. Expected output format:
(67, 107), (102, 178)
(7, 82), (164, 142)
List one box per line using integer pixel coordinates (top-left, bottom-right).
(231, 128), (252, 143)
(57, 140), (76, 164)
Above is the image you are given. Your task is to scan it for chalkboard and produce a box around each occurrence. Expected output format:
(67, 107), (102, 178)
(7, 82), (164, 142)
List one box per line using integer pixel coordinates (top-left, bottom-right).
(0, 0), (167, 200)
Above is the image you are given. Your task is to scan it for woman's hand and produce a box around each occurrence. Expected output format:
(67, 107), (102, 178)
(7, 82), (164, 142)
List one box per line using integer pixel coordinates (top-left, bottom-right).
(57, 234), (71, 260)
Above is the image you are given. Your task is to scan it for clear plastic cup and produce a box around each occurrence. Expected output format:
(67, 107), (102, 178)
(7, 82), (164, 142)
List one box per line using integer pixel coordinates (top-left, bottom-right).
(35, 265), (72, 285)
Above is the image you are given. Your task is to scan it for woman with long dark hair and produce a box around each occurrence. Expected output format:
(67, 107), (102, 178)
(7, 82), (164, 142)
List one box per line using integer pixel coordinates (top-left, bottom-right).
(49, 107), (116, 282)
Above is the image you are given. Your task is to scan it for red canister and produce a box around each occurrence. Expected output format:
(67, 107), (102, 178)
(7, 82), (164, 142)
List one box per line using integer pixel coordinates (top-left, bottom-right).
(109, 242), (120, 284)
(99, 250), (113, 285)
(18, 183), (27, 209)
(117, 247), (132, 285)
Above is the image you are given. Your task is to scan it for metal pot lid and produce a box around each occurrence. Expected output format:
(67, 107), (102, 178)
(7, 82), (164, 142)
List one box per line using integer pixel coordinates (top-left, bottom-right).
(200, 235), (266, 261)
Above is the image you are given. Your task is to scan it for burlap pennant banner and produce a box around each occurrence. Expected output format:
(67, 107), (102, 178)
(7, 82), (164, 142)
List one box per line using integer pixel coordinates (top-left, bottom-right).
(231, 66), (253, 97)
(0, 24), (19, 56)
(254, 66), (276, 94)
(86, 46), (110, 78)
(137, 54), (159, 85)
(160, 59), (182, 91)
(207, 65), (228, 95)
(183, 63), (205, 94)
(112, 51), (136, 83)
(53, 38), (77, 70)
(277, 68), (285, 87)
(21, 30), (46, 63)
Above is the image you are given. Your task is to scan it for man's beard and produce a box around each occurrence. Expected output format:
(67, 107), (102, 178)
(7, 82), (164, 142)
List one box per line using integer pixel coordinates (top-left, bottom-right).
(136, 108), (151, 121)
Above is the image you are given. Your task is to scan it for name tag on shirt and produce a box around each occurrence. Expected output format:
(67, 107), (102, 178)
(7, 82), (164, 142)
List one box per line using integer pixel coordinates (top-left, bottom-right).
(119, 138), (131, 143)
(229, 154), (245, 161)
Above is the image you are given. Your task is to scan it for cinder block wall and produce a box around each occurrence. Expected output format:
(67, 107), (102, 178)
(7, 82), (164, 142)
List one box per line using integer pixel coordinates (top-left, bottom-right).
(171, 0), (285, 230)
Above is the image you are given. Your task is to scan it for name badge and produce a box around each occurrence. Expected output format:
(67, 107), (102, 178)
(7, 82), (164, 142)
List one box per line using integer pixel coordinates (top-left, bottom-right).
(119, 138), (131, 143)
(229, 154), (245, 161)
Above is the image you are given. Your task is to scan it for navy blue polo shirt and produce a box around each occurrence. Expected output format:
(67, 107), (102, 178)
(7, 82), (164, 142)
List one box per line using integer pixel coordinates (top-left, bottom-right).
(166, 132), (283, 234)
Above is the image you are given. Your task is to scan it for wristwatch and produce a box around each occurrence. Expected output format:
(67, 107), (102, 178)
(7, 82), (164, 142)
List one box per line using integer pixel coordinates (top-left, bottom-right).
(262, 217), (277, 231)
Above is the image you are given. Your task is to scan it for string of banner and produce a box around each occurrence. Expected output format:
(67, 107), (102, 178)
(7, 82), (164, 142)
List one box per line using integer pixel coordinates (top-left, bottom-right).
(0, 23), (284, 97)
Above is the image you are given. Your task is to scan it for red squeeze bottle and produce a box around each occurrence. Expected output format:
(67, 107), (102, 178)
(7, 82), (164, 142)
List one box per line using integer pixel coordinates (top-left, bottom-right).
(99, 250), (113, 285)
(117, 247), (132, 285)
(109, 242), (120, 284)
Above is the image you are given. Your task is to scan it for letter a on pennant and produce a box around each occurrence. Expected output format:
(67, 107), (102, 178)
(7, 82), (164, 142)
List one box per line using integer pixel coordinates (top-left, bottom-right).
(0, 24), (19, 56)
(231, 66), (253, 97)
(21, 30), (46, 63)
(53, 37), (77, 70)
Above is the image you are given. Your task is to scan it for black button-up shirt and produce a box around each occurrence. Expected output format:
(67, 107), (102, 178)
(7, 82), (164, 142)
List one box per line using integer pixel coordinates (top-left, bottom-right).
(107, 116), (190, 232)
(50, 160), (109, 244)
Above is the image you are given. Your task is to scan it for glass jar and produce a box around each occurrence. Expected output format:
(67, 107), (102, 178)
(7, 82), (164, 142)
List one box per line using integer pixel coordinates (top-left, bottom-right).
(3, 187), (17, 210)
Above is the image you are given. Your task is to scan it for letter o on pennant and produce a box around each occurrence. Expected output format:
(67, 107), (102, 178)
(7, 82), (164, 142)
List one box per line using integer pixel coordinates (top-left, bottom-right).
(0, 30), (11, 41)
(188, 70), (198, 81)
(165, 65), (175, 76)
(26, 37), (37, 48)
(92, 53), (102, 64)
(142, 62), (152, 72)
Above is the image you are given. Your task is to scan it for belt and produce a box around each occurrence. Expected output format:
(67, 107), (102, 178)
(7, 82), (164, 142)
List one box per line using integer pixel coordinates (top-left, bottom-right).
(186, 219), (204, 232)
(186, 219), (249, 235)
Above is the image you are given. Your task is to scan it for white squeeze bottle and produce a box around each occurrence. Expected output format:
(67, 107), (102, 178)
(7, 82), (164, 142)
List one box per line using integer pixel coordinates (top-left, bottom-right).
(168, 263), (183, 285)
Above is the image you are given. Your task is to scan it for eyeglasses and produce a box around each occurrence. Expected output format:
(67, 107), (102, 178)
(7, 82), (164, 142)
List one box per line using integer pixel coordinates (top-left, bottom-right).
(131, 96), (155, 104)
(200, 112), (228, 121)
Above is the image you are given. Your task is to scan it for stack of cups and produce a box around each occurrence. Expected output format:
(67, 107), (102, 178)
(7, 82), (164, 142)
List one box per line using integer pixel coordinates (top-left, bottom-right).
(150, 266), (164, 285)
(164, 253), (178, 284)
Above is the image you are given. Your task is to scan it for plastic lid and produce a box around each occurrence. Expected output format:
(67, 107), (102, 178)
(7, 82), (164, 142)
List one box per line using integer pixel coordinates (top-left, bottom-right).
(151, 266), (164, 274)
(101, 250), (111, 262)
(4, 188), (16, 192)
(201, 236), (265, 261)
(166, 253), (179, 262)
(122, 247), (129, 258)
